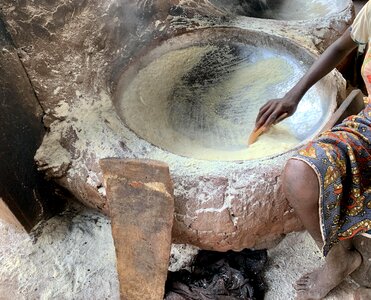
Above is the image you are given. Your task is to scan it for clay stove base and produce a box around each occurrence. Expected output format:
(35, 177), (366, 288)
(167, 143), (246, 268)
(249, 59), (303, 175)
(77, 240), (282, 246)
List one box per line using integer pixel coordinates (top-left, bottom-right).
(0, 205), (362, 300)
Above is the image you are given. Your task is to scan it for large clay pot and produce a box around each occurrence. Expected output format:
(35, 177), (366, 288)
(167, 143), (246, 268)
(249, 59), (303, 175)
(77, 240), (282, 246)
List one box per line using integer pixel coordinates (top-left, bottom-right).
(1, 0), (349, 250)
(109, 27), (345, 250)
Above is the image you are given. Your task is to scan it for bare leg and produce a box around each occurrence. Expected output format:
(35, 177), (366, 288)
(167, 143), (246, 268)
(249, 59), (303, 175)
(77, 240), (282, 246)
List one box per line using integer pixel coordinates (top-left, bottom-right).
(283, 158), (322, 246)
(283, 159), (362, 300)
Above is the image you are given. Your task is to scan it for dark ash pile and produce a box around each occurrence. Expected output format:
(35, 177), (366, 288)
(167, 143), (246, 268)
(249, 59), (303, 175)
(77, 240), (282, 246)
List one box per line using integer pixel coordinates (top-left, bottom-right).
(165, 249), (268, 300)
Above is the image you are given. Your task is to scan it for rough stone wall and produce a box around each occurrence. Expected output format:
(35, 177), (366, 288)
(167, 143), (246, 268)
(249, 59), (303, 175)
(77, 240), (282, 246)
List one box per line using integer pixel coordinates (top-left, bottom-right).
(0, 16), (65, 231)
(1, 0), (164, 211)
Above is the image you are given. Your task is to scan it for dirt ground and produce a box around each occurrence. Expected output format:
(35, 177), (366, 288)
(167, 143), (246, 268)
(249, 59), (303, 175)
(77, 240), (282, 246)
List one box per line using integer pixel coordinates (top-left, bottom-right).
(0, 201), (365, 300)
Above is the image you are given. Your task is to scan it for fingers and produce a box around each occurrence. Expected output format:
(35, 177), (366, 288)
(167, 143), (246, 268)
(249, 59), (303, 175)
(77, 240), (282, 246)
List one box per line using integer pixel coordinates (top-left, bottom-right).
(255, 104), (276, 130)
(263, 110), (291, 128)
(264, 111), (280, 128)
(274, 112), (289, 124)
(257, 104), (280, 129)
(255, 100), (294, 130)
(256, 101), (273, 123)
(256, 99), (286, 129)
(256, 110), (289, 131)
(250, 111), (286, 146)
(255, 96), (298, 130)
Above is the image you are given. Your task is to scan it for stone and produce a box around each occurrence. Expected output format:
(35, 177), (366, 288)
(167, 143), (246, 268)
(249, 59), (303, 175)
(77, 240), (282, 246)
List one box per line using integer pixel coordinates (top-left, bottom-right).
(100, 158), (174, 300)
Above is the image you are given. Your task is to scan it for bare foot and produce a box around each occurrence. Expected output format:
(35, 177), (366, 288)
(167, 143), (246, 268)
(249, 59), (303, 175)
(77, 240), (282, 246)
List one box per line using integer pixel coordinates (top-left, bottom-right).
(294, 245), (362, 300)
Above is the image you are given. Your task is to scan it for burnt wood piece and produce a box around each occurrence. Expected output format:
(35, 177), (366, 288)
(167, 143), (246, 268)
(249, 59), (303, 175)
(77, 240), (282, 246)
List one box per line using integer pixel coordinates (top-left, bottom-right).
(100, 158), (174, 300)
(0, 17), (65, 231)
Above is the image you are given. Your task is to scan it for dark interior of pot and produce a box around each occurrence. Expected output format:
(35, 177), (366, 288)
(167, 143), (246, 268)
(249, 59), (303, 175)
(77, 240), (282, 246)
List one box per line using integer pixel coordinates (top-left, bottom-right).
(114, 29), (337, 161)
(209, 0), (349, 20)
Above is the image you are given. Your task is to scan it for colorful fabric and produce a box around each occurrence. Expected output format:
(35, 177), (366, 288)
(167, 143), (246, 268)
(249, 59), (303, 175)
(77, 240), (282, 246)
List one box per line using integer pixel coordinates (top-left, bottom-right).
(292, 2), (371, 255)
(293, 101), (371, 255)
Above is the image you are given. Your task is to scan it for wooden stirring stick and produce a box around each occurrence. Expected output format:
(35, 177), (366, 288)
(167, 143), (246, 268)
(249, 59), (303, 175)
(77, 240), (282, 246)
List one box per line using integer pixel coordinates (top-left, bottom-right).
(248, 112), (289, 146)
(248, 126), (267, 145)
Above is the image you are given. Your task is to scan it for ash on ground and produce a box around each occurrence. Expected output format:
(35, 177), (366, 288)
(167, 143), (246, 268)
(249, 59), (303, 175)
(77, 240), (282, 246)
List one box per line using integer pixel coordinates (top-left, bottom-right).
(0, 202), (360, 299)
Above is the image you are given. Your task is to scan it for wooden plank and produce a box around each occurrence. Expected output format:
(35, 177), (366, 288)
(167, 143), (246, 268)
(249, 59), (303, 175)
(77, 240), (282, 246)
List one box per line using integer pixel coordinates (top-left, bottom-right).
(100, 158), (174, 300)
(0, 197), (23, 230)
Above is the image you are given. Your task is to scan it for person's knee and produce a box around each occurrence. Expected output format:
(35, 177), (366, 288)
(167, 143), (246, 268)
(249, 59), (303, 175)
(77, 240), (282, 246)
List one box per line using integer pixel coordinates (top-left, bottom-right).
(283, 158), (319, 207)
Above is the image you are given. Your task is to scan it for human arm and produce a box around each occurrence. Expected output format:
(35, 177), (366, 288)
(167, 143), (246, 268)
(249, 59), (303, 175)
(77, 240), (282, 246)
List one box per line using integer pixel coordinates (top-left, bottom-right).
(255, 28), (359, 130)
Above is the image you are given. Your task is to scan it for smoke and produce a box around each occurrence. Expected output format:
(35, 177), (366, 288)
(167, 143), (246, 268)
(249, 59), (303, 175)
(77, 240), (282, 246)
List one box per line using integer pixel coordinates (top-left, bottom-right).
(238, 0), (270, 15)
(207, 0), (271, 17)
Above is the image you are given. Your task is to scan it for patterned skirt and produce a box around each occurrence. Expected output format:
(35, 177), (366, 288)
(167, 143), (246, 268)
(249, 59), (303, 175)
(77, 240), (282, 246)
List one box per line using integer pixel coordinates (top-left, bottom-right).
(292, 103), (371, 256)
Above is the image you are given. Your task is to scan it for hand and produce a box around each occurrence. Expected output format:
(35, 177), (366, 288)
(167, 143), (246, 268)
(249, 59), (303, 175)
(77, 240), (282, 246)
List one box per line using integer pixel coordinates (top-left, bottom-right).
(255, 95), (299, 130)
